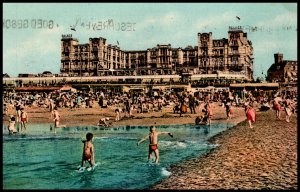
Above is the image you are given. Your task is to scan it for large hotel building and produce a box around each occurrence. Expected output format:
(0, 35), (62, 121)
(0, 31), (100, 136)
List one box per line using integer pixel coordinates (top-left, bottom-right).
(60, 27), (254, 81)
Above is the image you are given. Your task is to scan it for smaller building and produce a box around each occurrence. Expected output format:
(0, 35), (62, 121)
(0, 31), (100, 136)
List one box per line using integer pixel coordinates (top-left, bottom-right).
(267, 53), (297, 83)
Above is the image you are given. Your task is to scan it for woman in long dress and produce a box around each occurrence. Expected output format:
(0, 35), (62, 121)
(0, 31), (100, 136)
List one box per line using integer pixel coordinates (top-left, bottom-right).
(245, 103), (256, 129)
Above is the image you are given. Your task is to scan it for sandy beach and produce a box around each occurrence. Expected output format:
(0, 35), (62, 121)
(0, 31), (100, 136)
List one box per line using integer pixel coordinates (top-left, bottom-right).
(3, 102), (297, 190)
(3, 102), (246, 127)
(152, 109), (297, 190)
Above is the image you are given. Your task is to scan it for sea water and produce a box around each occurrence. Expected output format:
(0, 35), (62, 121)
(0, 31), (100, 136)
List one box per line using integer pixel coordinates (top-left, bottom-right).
(3, 123), (234, 189)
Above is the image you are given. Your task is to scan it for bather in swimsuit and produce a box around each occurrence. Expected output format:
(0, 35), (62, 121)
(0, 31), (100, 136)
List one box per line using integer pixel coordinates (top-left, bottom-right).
(149, 144), (158, 153)
(273, 103), (281, 111)
(83, 152), (91, 161)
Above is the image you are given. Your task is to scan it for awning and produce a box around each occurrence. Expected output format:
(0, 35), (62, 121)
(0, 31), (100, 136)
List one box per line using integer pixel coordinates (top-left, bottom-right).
(230, 83), (279, 88)
(15, 86), (61, 92)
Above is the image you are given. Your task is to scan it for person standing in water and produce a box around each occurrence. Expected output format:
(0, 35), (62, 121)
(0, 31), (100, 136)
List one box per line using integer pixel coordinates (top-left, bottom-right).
(20, 108), (28, 133)
(205, 102), (213, 125)
(8, 115), (17, 135)
(52, 107), (66, 133)
(137, 126), (173, 164)
(81, 132), (95, 168)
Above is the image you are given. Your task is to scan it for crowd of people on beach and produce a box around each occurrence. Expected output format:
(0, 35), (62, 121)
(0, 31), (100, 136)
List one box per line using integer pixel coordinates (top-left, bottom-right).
(2, 87), (297, 134)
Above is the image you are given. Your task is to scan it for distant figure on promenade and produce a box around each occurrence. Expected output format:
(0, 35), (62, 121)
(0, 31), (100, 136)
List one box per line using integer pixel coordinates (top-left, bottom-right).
(245, 103), (256, 129)
(97, 117), (110, 127)
(20, 108), (28, 133)
(80, 132), (95, 169)
(137, 126), (173, 164)
(273, 95), (283, 120)
(8, 115), (17, 135)
(52, 107), (66, 133)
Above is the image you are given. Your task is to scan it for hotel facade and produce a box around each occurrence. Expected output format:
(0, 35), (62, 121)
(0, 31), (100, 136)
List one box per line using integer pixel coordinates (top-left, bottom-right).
(60, 27), (254, 82)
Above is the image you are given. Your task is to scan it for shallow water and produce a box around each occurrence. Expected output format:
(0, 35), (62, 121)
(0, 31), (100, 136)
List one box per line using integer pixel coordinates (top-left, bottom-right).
(3, 123), (234, 189)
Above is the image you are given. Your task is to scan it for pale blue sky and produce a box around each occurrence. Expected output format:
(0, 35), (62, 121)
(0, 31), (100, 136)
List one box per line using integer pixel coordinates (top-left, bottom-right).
(3, 3), (297, 78)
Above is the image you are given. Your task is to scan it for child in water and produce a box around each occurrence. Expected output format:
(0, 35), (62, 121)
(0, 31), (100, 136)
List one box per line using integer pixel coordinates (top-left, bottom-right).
(137, 126), (173, 164)
(80, 132), (95, 169)
(8, 115), (17, 134)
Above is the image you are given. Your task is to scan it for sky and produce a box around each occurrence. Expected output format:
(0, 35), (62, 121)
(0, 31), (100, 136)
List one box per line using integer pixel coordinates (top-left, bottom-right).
(3, 3), (297, 79)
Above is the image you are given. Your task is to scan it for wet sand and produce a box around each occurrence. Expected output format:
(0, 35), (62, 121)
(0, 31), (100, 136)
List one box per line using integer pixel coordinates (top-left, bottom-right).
(152, 110), (297, 190)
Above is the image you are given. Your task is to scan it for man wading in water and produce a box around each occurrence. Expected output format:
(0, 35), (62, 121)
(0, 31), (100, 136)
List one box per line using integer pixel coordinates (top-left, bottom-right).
(137, 126), (173, 164)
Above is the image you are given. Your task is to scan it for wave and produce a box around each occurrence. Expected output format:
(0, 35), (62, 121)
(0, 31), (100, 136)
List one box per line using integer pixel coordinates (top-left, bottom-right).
(160, 167), (172, 177)
(159, 141), (187, 149)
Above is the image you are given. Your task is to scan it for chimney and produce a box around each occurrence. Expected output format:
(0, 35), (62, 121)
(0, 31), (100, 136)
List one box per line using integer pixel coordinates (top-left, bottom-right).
(274, 53), (283, 64)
